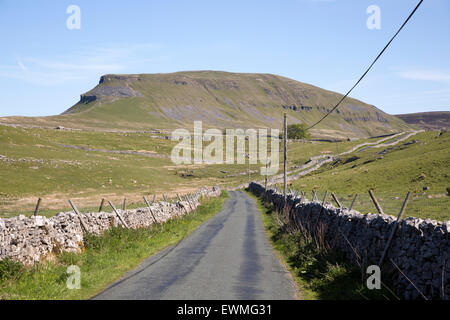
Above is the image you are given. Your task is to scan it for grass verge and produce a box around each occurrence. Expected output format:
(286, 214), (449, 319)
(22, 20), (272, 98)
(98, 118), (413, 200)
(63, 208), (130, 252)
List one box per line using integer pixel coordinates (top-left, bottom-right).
(248, 191), (398, 300)
(0, 191), (228, 300)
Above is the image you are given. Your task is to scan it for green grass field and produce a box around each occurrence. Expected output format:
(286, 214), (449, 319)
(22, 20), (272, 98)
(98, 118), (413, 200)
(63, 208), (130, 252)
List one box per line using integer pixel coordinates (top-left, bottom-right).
(0, 125), (256, 217)
(0, 123), (447, 221)
(282, 131), (450, 221)
(0, 123), (367, 217)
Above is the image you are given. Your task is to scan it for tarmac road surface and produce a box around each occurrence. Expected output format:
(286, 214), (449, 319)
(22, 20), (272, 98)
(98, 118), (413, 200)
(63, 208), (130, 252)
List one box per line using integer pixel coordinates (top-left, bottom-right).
(93, 191), (297, 300)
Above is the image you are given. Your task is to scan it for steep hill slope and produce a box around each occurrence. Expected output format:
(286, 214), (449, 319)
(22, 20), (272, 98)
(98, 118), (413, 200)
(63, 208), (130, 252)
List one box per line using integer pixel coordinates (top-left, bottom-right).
(1, 71), (412, 139)
(396, 111), (450, 131)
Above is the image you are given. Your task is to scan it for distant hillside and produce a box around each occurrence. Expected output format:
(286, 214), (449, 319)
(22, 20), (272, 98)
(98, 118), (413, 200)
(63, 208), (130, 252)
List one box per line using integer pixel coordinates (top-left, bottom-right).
(0, 71), (412, 139)
(395, 111), (450, 131)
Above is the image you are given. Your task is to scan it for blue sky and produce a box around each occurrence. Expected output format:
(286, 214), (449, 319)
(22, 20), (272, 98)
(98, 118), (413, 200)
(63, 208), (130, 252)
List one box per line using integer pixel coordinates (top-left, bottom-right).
(0, 0), (449, 117)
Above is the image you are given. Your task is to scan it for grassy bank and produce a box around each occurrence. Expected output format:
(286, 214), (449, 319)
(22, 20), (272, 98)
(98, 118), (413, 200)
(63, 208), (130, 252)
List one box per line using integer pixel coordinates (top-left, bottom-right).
(285, 131), (450, 221)
(0, 124), (277, 217)
(0, 191), (228, 300)
(250, 192), (398, 300)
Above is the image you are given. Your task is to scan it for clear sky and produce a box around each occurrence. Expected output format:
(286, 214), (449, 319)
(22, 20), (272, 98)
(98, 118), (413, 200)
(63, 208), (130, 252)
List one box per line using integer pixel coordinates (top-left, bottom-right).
(0, 0), (449, 117)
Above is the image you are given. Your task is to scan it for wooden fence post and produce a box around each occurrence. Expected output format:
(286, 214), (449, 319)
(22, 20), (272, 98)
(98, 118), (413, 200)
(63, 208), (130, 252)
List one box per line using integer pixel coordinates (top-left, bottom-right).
(143, 196), (159, 224)
(69, 200), (89, 233)
(151, 194), (156, 205)
(122, 198), (126, 211)
(176, 194), (188, 214)
(108, 201), (130, 229)
(331, 192), (342, 208)
(264, 161), (268, 191)
(377, 192), (410, 266)
(190, 194), (197, 205)
(322, 191), (328, 206)
(98, 198), (105, 212)
(298, 191), (303, 203)
(369, 189), (385, 215)
(185, 196), (194, 211)
(349, 194), (358, 211)
(187, 194), (193, 205)
(312, 190), (318, 202)
(33, 198), (41, 217)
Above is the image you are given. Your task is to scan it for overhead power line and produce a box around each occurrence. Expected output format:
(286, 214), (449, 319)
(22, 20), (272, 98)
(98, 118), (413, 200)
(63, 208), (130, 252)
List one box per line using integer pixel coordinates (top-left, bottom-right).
(307, 0), (424, 130)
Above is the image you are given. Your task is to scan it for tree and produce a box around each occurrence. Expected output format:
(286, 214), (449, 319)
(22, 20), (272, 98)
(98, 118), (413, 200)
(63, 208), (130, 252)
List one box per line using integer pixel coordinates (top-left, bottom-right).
(287, 123), (311, 140)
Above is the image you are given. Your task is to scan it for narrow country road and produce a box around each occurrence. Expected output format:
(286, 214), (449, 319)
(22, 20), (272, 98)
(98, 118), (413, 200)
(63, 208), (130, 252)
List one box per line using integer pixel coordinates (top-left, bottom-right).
(93, 191), (296, 300)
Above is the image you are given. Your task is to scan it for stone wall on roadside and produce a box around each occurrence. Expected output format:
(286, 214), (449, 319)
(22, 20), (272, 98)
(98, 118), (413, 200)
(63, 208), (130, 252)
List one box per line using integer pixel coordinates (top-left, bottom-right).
(249, 182), (449, 300)
(0, 186), (221, 265)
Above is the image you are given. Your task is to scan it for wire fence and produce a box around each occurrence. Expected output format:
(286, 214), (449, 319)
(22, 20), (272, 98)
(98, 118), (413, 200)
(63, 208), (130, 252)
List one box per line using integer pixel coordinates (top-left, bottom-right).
(0, 192), (199, 219)
(285, 189), (449, 221)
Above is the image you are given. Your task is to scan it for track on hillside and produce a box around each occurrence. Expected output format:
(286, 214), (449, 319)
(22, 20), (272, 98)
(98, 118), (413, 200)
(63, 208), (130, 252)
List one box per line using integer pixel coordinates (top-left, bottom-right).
(228, 131), (423, 190)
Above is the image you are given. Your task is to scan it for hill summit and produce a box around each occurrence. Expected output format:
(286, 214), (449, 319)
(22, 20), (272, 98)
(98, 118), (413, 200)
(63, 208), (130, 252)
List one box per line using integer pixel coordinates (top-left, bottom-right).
(21, 71), (414, 138)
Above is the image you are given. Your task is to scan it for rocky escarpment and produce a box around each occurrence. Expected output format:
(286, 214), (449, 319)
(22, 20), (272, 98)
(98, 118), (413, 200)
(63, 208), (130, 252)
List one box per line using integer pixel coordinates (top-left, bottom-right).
(0, 186), (221, 265)
(249, 182), (449, 300)
(63, 75), (145, 114)
(79, 85), (144, 102)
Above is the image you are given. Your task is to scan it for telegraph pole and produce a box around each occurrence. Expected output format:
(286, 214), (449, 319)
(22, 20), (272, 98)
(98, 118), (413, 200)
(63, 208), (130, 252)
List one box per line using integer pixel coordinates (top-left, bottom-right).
(245, 153), (250, 186)
(283, 113), (287, 206)
(248, 158), (250, 185)
(264, 160), (268, 190)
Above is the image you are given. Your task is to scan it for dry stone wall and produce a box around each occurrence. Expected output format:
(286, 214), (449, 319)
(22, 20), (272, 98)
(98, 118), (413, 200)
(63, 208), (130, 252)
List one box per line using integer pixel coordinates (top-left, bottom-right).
(249, 182), (449, 300)
(0, 186), (221, 266)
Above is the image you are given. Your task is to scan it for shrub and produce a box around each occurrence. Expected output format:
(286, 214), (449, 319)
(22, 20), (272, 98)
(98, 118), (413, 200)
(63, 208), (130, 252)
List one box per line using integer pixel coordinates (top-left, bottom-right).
(287, 123), (311, 140)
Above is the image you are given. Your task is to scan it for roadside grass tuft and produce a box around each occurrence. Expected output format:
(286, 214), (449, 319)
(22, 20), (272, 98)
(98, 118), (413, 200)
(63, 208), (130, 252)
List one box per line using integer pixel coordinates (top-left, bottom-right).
(0, 259), (26, 282)
(251, 192), (398, 300)
(0, 191), (228, 300)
